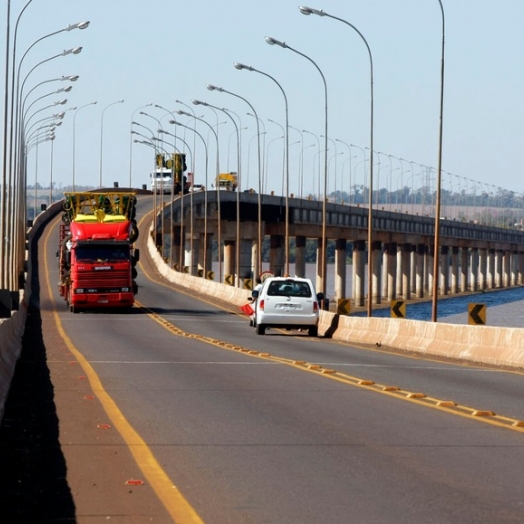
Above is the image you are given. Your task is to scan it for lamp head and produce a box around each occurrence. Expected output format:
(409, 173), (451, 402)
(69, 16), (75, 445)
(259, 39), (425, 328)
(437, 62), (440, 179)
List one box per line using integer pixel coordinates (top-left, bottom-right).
(299, 6), (324, 16)
(62, 85), (73, 93)
(265, 36), (287, 49)
(233, 62), (253, 72)
(206, 84), (222, 92)
(192, 99), (207, 106)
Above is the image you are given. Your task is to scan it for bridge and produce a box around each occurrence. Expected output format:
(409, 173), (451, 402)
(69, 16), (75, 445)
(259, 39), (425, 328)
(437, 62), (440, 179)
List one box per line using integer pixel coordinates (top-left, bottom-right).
(154, 189), (524, 307)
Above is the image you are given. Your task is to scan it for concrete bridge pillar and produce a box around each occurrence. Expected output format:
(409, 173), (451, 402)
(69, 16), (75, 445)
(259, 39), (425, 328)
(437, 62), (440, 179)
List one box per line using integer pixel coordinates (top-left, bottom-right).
(410, 248), (417, 298)
(239, 240), (253, 281)
(172, 225), (182, 270)
(251, 240), (260, 281)
(197, 233), (213, 278)
(469, 247), (480, 291)
(451, 246), (459, 294)
(381, 246), (388, 301)
(495, 250), (503, 288)
(460, 247), (469, 292)
(487, 249), (496, 288)
(353, 240), (366, 307)
(510, 251), (518, 286)
(372, 241), (382, 305)
(518, 252), (524, 285)
(503, 250), (511, 287)
(426, 245), (434, 296)
(396, 249), (403, 297)
(184, 236), (199, 275)
(224, 240), (235, 283)
(385, 242), (397, 302)
(416, 244), (425, 298)
(401, 243), (411, 300)
(439, 246), (450, 296)
(335, 238), (347, 302)
(295, 236), (306, 278)
(479, 248), (488, 290)
(270, 235), (284, 277)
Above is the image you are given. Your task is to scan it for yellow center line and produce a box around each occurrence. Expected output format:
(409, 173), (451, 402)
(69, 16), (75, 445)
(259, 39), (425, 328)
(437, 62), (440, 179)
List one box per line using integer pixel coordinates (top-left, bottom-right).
(43, 215), (204, 524)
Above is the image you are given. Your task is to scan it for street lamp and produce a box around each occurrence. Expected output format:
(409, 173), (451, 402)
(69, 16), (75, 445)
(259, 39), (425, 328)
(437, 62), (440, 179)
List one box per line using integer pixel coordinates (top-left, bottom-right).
(299, 6), (375, 316)
(175, 109), (223, 282)
(99, 99), (124, 187)
(235, 61), (291, 276)
(266, 35), (329, 302)
(169, 119), (211, 278)
(193, 99), (243, 287)
(432, 0), (446, 322)
(73, 102), (97, 190)
(206, 83), (264, 278)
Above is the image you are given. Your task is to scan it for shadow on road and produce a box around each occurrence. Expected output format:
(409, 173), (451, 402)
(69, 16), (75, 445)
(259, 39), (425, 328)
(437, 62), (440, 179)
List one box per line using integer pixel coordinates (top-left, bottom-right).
(0, 231), (77, 522)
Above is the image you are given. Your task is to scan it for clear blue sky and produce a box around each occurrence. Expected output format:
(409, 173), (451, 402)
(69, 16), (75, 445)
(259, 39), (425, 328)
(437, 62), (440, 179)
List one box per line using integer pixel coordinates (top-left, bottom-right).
(4, 0), (524, 200)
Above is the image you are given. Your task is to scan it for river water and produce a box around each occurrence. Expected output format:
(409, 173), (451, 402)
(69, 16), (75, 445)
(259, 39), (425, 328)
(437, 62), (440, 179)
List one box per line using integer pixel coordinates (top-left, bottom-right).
(217, 262), (524, 329)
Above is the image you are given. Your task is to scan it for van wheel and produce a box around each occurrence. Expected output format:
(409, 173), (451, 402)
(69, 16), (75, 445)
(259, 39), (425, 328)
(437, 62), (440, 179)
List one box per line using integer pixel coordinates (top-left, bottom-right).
(308, 326), (318, 337)
(256, 324), (266, 335)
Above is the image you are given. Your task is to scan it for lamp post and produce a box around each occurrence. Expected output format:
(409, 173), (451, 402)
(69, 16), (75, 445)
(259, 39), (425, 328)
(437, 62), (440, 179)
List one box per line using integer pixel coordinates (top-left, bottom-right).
(99, 99), (124, 187)
(234, 62), (291, 275)
(176, 109), (223, 282)
(158, 127), (198, 269)
(299, 6), (375, 316)
(266, 35), (328, 302)
(170, 119), (211, 278)
(206, 83), (264, 278)
(431, 0), (445, 322)
(193, 99), (243, 287)
(72, 101), (96, 190)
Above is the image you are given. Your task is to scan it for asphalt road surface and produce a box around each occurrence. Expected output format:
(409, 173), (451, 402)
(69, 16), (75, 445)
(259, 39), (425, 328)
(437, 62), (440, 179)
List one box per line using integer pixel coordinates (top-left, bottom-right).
(2, 196), (524, 523)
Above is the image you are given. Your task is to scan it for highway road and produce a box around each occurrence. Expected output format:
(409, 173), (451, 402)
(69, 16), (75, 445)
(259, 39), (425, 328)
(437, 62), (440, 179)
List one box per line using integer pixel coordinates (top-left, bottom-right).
(2, 194), (524, 523)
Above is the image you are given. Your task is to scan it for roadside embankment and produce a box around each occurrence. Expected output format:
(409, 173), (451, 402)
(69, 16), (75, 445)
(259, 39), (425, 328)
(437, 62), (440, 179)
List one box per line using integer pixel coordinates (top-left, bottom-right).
(148, 231), (524, 370)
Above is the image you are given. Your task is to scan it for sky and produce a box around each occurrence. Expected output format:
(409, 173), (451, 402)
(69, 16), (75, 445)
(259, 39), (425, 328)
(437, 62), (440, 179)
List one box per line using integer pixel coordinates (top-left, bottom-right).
(2, 0), (524, 200)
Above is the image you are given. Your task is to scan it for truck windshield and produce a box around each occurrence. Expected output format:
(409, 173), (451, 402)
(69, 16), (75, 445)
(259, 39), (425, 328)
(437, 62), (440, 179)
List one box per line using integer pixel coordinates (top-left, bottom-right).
(75, 244), (129, 262)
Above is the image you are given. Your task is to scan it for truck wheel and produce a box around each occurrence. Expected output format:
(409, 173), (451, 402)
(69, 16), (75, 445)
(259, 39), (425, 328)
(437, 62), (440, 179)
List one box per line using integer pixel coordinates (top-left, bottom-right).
(308, 326), (318, 337)
(255, 323), (266, 335)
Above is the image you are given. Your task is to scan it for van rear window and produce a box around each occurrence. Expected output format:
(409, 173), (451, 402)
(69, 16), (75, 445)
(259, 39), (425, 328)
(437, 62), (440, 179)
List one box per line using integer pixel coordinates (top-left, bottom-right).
(267, 281), (312, 298)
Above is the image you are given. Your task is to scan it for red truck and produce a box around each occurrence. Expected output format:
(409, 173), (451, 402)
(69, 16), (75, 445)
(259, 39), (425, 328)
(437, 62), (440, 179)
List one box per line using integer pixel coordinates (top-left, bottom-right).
(58, 191), (139, 313)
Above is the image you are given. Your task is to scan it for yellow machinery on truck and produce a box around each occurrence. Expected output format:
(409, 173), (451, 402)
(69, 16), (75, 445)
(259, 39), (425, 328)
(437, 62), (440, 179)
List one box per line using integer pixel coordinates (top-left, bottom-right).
(216, 172), (237, 191)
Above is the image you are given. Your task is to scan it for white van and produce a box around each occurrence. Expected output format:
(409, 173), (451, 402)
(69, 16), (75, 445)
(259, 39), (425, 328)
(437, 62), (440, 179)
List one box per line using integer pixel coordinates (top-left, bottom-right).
(251, 277), (324, 336)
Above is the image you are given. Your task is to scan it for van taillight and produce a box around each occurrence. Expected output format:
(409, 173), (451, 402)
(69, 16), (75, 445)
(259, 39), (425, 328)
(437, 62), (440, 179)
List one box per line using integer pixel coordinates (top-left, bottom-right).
(313, 302), (318, 312)
(259, 299), (265, 310)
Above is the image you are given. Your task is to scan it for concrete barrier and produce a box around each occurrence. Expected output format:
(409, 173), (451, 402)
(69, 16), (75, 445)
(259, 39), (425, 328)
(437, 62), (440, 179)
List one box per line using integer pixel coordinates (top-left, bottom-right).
(148, 231), (524, 370)
(0, 202), (63, 423)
